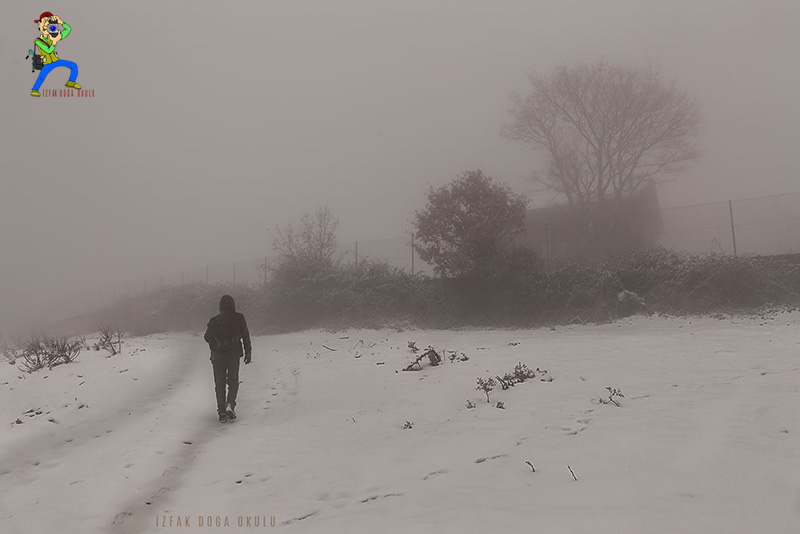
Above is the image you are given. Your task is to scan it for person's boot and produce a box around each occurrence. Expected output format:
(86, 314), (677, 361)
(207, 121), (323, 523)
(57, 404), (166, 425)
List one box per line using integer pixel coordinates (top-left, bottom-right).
(219, 412), (228, 423)
(226, 403), (236, 420)
(65, 81), (81, 89)
(31, 89), (41, 97)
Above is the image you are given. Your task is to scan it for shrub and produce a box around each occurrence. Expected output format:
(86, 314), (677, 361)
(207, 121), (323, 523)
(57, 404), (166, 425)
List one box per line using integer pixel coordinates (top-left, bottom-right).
(44, 336), (81, 368)
(98, 325), (124, 356)
(92, 247), (800, 335)
(476, 377), (496, 403)
(15, 333), (82, 373)
(265, 258), (420, 330)
(17, 333), (49, 373)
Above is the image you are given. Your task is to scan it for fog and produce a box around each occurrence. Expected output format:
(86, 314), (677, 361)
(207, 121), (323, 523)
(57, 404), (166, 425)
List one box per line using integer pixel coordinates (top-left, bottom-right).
(1, 0), (798, 333)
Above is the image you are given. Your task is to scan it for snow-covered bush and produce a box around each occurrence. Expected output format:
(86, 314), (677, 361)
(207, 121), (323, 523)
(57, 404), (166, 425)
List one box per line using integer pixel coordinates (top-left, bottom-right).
(17, 334), (49, 373)
(15, 333), (82, 373)
(512, 362), (537, 382)
(44, 336), (82, 368)
(98, 324), (124, 356)
(599, 387), (625, 407)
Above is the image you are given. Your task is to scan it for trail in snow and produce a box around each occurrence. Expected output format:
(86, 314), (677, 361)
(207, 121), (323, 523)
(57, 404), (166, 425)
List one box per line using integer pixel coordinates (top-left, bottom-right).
(1, 315), (798, 534)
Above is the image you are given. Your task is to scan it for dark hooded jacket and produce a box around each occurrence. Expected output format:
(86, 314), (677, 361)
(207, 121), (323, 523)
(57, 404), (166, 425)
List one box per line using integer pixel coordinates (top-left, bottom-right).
(204, 295), (252, 361)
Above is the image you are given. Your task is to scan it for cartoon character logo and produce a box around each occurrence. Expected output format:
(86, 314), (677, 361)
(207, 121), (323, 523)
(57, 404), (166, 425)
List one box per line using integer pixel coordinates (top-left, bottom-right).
(29, 12), (82, 97)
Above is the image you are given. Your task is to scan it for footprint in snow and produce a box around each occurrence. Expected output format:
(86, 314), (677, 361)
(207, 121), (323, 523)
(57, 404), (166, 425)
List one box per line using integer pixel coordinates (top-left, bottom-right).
(474, 454), (508, 464)
(422, 469), (448, 480)
(111, 512), (132, 525)
(361, 493), (403, 503)
(162, 466), (178, 477)
(144, 487), (169, 505)
(317, 490), (351, 501)
(282, 511), (319, 525)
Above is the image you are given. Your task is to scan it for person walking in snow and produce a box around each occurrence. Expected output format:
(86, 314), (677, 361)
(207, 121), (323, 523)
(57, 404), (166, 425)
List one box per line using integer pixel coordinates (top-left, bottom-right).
(204, 295), (252, 423)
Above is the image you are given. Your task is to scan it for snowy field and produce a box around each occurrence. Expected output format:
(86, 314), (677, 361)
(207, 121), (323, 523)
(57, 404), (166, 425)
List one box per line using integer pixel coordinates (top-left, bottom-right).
(1, 313), (798, 534)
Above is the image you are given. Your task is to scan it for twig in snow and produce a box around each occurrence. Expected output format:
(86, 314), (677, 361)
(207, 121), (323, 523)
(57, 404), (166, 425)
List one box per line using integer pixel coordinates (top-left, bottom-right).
(525, 461), (535, 472)
(322, 345), (336, 351)
(567, 465), (578, 481)
(599, 387), (625, 407)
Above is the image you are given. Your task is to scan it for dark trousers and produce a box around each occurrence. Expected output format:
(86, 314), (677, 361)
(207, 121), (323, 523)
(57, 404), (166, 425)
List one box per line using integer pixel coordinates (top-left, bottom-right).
(212, 353), (240, 414)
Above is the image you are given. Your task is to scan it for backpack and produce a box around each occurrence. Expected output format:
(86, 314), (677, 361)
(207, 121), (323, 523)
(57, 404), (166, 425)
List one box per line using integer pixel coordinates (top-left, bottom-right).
(26, 45), (43, 72)
(208, 314), (240, 352)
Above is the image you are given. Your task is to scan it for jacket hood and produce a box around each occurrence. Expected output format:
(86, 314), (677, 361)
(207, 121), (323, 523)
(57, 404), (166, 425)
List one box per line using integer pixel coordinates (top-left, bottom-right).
(219, 294), (236, 313)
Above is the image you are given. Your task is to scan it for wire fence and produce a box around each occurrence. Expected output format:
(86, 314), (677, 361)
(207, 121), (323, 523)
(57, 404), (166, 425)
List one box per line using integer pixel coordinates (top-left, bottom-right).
(525, 192), (800, 262)
(50, 191), (800, 320)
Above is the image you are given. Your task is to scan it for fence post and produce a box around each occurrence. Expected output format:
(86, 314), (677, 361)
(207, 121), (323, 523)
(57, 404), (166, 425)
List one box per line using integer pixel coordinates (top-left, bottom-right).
(728, 199), (737, 256)
(546, 224), (552, 263)
(411, 233), (415, 275)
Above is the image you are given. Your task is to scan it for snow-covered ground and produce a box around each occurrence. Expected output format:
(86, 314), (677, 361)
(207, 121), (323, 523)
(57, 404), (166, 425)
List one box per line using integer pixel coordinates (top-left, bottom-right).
(1, 313), (798, 534)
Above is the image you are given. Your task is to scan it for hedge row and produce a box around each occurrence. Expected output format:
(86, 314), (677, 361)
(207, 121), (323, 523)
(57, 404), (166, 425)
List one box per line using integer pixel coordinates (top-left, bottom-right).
(91, 249), (800, 335)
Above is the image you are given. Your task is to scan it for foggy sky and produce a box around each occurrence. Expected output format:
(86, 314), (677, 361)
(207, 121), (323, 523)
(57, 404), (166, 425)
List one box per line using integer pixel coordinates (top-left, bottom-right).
(1, 0), (799, 332)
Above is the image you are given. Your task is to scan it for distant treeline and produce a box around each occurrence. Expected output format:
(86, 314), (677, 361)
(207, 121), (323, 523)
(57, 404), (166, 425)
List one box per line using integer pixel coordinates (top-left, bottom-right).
(50, 249), (800, 337)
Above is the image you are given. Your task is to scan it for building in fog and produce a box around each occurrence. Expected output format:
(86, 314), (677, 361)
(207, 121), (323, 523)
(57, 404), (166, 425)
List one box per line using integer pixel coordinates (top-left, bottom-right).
(519, 183), (663, 263)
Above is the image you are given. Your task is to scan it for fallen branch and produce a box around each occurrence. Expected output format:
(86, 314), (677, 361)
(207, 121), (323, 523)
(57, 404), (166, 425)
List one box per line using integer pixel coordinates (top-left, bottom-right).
(402, 347), (442, 371)
(599, 387), (625, 407)
(403, 355), (425, 371)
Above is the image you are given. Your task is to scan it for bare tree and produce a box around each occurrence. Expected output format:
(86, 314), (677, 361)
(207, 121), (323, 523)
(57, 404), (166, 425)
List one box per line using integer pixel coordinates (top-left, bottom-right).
(502, 61), (701, 207)
(270, 206), (339, 266)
